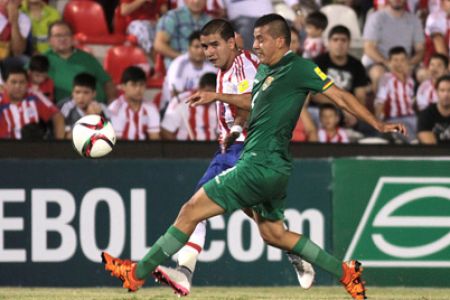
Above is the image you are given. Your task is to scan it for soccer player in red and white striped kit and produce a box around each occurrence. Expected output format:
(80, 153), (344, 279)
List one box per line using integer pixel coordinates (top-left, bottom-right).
(374, 46), (416, 141)
(0, 67), (64, 139)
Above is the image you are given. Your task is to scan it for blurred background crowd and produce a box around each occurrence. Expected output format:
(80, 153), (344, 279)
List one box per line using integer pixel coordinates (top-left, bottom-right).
(0, 0), (449, 145)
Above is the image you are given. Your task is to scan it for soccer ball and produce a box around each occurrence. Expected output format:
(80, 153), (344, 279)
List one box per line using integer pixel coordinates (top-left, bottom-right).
(72, 114), (116, 158)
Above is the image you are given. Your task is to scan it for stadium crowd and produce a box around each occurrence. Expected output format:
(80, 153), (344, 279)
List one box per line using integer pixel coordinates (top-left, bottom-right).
(0, 0), (449, 144)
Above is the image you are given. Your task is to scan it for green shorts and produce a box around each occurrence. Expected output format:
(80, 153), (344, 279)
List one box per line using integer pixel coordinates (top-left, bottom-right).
(203, 154), (290, 221)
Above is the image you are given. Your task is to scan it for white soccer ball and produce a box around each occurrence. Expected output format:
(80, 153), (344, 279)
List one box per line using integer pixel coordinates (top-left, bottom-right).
(72, 114), (116, 158)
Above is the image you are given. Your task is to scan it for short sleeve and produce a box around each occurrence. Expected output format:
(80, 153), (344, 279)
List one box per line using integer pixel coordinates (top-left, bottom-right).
(239, 54), (259, 94)
(86, 54), (111, 85)
(161, 98), (182, 133)
(425, 12), (447, 36)
(144, 103), (160, 133)
(417, 107), (435, 132)
(297, 59), (334, 94)
(156, 12), (175, 37)
(363, 12), (381, 42)
(375, 74), (390, 104)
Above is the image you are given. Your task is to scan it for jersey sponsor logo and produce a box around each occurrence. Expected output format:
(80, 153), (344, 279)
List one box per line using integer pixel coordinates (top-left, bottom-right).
(314, 67), (328, 81)
(345, 177), (450, 267)
(238, 80), (250, 93)
(262, 76), (274, 91)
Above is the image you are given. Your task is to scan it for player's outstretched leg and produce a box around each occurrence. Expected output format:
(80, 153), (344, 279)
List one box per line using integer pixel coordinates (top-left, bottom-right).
(286, 252), (315, 289)
(153, 220), (206, 296)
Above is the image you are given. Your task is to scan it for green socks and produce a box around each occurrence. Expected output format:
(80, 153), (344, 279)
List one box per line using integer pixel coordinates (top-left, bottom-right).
(135, 225), (189, 279)
(292, 236), (343, 278)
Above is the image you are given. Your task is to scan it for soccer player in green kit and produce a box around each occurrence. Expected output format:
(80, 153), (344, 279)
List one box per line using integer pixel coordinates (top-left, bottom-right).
(102, 14), (406, 299)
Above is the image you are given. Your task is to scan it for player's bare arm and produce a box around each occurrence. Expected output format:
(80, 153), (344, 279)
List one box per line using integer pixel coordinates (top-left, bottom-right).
(187, 92), (252, 111)
(322, 85), (407, 135)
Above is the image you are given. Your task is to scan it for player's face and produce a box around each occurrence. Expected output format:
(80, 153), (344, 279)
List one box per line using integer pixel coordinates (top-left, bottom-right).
(122, 81), (146, 102)
(320, 109), (339, 131)
(437, 80), (450, 108)
(200, 33), (235, 70)
(73, 86), (96, 111)
(5, 73), (28, 102)
(429, 58), (447, 80)
(389, 53), (408, 74)
(28, 70), (47, 85)
(289, 30), (300, 53)
(188, 38), (205, 65)
(389, 0), (406, 10)
(328, 34), (349, 58)
(253, 25), (281, 66)
(49, 24), (73, 55)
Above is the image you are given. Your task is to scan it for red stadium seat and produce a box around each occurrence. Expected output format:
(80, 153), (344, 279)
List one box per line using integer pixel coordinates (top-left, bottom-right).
(104, 44), (151, 85)
(147, 53), (166, 88)
(113, 7), (127, 35)
(63, 1), (125, 45)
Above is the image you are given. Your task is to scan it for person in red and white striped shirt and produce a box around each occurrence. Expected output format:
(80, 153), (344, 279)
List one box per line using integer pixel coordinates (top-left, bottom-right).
(161, 73), (217, 141)
(0, 67), (64, 140)
(375, 46), (417, 140)
(417, 53), (449, 111)
(108, 66), (160, 141)
(302, 11), (327, 59)
(318, 103), (349, 143)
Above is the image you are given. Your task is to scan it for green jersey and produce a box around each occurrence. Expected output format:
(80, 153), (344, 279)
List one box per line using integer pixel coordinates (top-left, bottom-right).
(243, 52), (333, 173)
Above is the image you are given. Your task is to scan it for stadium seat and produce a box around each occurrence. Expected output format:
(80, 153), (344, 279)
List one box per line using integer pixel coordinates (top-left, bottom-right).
(147, 53), (166, 89)
(113, 6), (127, 35)
(63, 1), (126, 45)
(104, 44), (151, 85)
(320, 4), (363, 48)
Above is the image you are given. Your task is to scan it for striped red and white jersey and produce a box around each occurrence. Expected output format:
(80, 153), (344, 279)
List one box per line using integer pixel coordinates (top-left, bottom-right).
(375, 72), (415, 118)
(216, 50), (259, 144)
(416, 79), (438, 111)
(0, 91), (58, 139)
(318, 128), (349, 143)
(108, 95), (160, 141)
(302, 37), (326, 59)
(161, 91), (217, 141)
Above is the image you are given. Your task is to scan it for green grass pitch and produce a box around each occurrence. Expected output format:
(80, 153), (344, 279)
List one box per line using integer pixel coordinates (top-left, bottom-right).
(0, 287), (449, 300)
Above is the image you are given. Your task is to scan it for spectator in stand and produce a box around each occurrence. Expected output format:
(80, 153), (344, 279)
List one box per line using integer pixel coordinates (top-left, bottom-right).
(417, 53), (449, 111)
(154, 0), (211, 68)
(375, 46), (416, 141)
(161, 72), (217, 141)
(120, 0), (166, 54)
(318, 103), (349, 143)
(27, 54), (54, 101)
(0, 66), (64, 139)
(160, 31), (216, 111)
(302, 11), (327, 59)
(45, 21), (116, 104)
(417, 74), (450, 144)
(59, 73), (110, 139)
(0, 0), (31, 65)
(284, 0), (321, 31)
(20, 0), (60, 54)
(362, 0), (424, 92)
(425, 0), (450, 60)
(289, 26), (302, 56)
(109, 66), (160, 140)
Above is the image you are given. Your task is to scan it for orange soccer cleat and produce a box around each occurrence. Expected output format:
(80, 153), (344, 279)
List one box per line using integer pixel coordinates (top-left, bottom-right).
(340, 260), (367, 299)
(101, 252), (145, 292)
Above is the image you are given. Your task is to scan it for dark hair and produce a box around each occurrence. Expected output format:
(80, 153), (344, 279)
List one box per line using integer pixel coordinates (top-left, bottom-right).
(121, 66), (147, 84)
(388, 46), (407, 59)
(429, 53), (449, 68)
(254, 14), (291, 47)
(319, 103), (339, 115)
(305, 11), (328, 31)
(328, 25), (351, 40)
(3, 66), (28, 82)
(435, 74), (450, 89)
(290, 26), (299, 36)
(188, 31), (201, 45)
(199, 73), (216, 89)
(201, 19), (235, 42)
(73, 73), (96, 91)
(29, 55), (50, 73)
(48, 20), (73, 37)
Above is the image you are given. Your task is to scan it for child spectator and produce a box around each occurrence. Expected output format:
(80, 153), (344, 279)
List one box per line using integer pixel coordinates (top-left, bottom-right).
(161, 72), (217, 141)
(417, 53), (448, 111)
(21, 0), (60, 54)
(109, 66), (160, 140)
(318, 103), (349, 143)
(375, 46), (416, 141)
(58, 72), (110, 139)
(302, 11), (327, 59)
(28, 54), (54, 101)
(0, 66), (64, 139)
